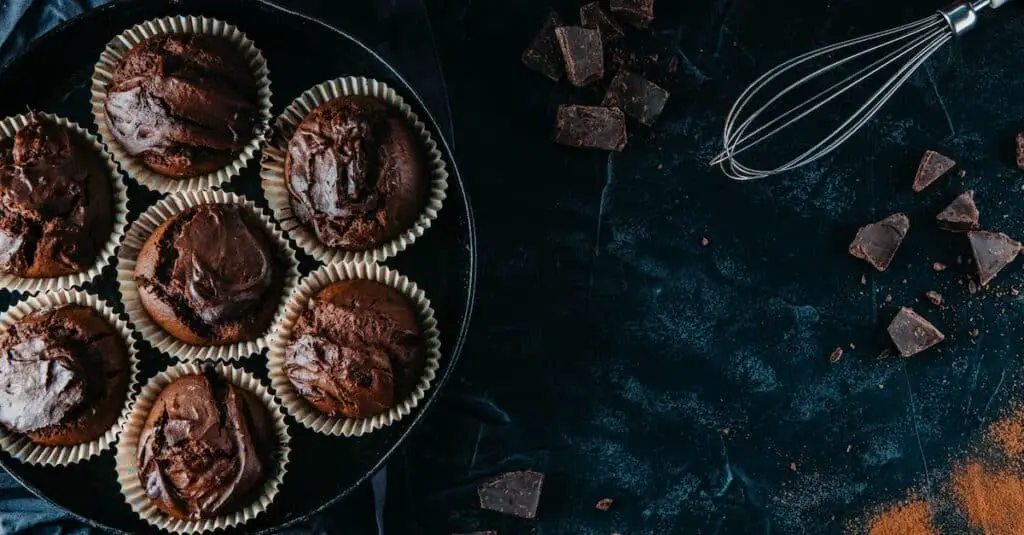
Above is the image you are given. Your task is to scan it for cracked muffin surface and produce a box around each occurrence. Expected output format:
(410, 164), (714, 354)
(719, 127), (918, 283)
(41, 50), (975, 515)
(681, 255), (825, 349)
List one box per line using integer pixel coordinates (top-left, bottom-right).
(104, 34), (258, 178)
(0, 117), (114, 278)
(0, 304), (130, 446)
(284, 95), (427, 251)
(137, 369), (273, 520)
(133, 203), (285, 346)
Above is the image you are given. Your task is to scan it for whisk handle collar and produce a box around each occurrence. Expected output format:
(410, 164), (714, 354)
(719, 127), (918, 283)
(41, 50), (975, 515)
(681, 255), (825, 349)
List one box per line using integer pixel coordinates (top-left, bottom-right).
(942, 0), (1015, 35)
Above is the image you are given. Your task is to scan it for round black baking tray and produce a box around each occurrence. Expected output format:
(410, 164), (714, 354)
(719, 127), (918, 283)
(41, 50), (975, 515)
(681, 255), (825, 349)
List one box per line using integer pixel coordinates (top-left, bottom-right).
(0, 0), (477, 532)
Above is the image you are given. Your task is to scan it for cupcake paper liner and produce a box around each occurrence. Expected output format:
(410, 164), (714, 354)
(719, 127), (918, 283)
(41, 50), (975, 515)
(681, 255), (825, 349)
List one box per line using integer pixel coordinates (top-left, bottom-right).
(260, 76), (449, 264)
(90, 15), (272, 193)
(116, 362), (290, 534)
(0, 289), (139, 466)
(116, 190), (300, 361)
(0, 112), (129, 294)
(267, 262), (441, 436)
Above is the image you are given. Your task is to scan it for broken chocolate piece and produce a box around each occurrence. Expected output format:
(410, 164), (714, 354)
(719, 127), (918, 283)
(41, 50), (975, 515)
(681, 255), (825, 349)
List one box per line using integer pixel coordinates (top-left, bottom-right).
(912, 150), (955, 192)
(887, 307), (944, 357)
(478, 470), (544, 519)
(936, 190), (980, 232)
(968, 230), (1022, 286)
(925, 291), (943, 306)
(610, 0), (655, 29)
(1017, 133), (1024, 171)
(555, 26), (604, 87)
(554, 105), (627, 151)
(848, 213), (910, 272)
(596, 497), (615, 511)
(522, 12), (565, 82)
(603, 70), (670, 126)
(829, 347), (844, 363)
(580, 2), (624, 43)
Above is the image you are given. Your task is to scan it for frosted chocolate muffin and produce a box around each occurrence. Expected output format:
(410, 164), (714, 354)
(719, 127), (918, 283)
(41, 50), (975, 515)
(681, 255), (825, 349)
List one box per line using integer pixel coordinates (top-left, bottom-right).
(284, 96), (427, 252)
(104, 34), (258, 178)
(0, 304), (130, 446)
(0, 117), (113, 278)
(283, 279), (424, 419)
(137, 369), (273, 520)
(133, 203), (285, 346)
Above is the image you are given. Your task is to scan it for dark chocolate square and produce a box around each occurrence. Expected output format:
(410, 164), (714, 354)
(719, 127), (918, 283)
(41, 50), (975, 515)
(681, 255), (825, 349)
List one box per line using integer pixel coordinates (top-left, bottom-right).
(580, 2), (624, 43)
(477, 471), (544, 519)
(610, 0), (655, 29)
(554, 105), (627, 151)
(521, 12), (565, 82)
(603, 70), (670, 126)
(554, 26), (604, 87)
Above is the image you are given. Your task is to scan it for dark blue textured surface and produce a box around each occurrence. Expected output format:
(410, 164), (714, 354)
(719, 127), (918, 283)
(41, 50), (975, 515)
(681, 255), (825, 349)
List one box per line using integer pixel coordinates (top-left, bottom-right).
(7, 0), (1024, 533)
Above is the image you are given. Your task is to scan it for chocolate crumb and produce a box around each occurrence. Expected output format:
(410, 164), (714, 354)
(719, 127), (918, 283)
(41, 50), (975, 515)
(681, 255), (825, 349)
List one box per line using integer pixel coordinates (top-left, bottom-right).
(860, 274), (867, 285)
(789, 462), (798, 472)
(849, 342), (856, 349)
(884, 294), (893, 304)
(969, 280), (979, 294)
(970, 328), (980, 337)
(1013, 287), (1020, 296)
(829, 347), (844, 363)
(1016, 133), (1024, 171)
(926, 291), (943, 306)
(933, 262), (947, 272)
(596, 498), (615, 511)
(913, 150), (956, 192)
(846, 445), (853, 453)
(701, 237), (710, 247)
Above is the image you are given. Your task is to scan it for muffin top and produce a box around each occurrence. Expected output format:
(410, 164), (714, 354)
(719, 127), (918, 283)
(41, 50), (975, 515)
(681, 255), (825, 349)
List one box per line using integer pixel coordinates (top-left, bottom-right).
(0, 118), (113, 278)
(138, 370), (272, 520)
(284, 96), (427, 252)
(284, 279), (424, 419)
(0, 304), (130, 446)
(104, 34), (258, 178)
(134, 203), (283, 346)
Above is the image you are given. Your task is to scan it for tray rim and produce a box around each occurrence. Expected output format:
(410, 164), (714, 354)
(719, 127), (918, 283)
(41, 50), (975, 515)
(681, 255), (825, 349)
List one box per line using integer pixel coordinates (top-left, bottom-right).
(0, 1), (478, 532)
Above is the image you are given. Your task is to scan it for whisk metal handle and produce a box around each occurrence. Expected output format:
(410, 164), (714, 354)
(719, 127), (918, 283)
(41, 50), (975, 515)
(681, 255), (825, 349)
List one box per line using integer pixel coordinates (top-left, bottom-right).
(943, 0), (1015, 34)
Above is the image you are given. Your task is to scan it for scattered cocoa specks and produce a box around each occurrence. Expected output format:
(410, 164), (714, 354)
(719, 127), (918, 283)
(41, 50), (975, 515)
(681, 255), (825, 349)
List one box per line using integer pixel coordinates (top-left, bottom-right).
(596, 498), (614, 511)
(829, 347), (844, 363)
(789, 462), (798, 471)
(926, 291), (943, 306)
(969, 280), (979, 294)
(884, 294), (893, 303)
(932, 262), (947, 272)
(970, 328), (980, 337)
(860, 274), (867, 285)
(700, 237), (710, 247)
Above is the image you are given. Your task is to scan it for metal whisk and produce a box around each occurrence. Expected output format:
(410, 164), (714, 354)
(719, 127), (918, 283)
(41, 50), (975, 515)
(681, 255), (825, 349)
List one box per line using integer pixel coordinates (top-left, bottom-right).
(711, 0), (1016, 181)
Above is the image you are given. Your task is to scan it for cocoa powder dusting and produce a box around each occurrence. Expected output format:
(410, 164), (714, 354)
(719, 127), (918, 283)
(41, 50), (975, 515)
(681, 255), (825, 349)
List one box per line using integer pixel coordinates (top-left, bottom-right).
(863, 499), (935, 535)
(952, 461), (1024, 535)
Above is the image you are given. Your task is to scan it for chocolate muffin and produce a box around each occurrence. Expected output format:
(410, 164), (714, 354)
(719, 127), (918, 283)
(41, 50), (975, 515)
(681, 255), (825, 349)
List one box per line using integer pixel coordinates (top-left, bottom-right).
(104, 34), (259, 178)
(0, 117), (113, 278)
(138, 369), (273, 520)
(0, 304), (130, 446)
(284, 279), (425, 419)
(284, 95), (427, 251)
(134, 203), (285, 346)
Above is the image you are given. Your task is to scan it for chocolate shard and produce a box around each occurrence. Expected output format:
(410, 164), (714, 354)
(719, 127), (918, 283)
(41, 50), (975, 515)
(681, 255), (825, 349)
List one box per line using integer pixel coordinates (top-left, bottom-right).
(478, 470), (544, 519)
(848, 213), (910, 272)
(602, 70), (670, 126)
(609, 0), (655, 29)
(1017, 133), (1024, 171)
(968, 230), (1022, 286)
(580, 2), (624, 43)
(887, 307), (944, 357)
(925, 291), (943, 306)
(555, 26), (604, 87)
(554, 105), (627, 151)
(936, 190), (980, 232)
(521, 12), (565, 82)
(912, 150), (956, 192)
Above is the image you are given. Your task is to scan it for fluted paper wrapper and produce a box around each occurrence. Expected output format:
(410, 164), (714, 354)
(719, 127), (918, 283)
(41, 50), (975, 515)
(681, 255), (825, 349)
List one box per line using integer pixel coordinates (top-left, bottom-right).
(267, 263), (441, 436)
(116, 190), (299, 361)
(260, 76), (449, 264)
(116, 363), (290, 533)
(91, 15), (272, 193)
(0, 113), (128, 294)
(0, 290), (139, 466)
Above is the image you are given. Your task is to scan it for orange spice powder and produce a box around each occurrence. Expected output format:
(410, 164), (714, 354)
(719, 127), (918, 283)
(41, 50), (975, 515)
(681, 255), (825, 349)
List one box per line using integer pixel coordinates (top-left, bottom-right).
(987, 408), (1024, 458)
(952, 461), (1024, 535)
(862, 498), (935, 535)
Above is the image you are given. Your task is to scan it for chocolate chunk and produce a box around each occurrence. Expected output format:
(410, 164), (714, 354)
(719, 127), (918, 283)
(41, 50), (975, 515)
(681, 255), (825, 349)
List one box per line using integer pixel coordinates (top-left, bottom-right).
(936, 190), (980, 232)
(521, 12), (565, 82)
(478, 470), (544, 518)
(596, 497), (615, 511)
(610, 0), (655, 29)
(912, 150), (955, 192)
(602, 70), (670, 126)
(887, 307), (944, 357)
(925, 291), (943, 306)
(829, 347), (844, 363)
(848, 213), (909, 272)
(555, 26), (604, 87)
(968, 230), (1022, 286)
(580, 2), (624, 43)
(1017, 133), (1024, 171)
(554, 105), (627, 151)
